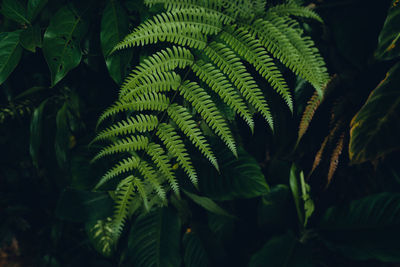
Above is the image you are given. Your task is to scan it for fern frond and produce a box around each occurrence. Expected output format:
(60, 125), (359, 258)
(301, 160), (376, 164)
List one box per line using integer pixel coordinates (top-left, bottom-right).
(93, 0), (329, 240)
(120, 46), (194, 97)
(113, 8), (232, 52)
(220, 27), (293, 112)
(88, 217), (115, 257)
(297, 90), (322, 143)
(268, 14), (328, 91)
(94, 114), (159, 143)
(122, 72), (181, 100)
(98, 93), (170, 126)
(145, 0), (224, 12)
(92, 135), (149, 162)
(95, 156), (140, 189)
(179, 80), (237, 156)
(156, 123), (199, 184)
(137, 160), (166, 200)
(310, 135), (328, 176)
(112, 176), (137, 236)
(205, 42), (273, 129)
(132, 176), (150, 211)
(267, 3), (323, 23)
(192, 60), (254, 130)
(167, 103), (218, 169)
(309, 121), (341, 176)
(248, 16), (328, 95)
(327, 132), (344, 186)
(146, 142), (179, 194)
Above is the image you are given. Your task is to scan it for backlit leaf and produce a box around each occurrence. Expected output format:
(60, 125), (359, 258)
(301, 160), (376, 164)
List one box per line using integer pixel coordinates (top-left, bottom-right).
(375, 1), (400, 60)
(349, 62), (400, 163)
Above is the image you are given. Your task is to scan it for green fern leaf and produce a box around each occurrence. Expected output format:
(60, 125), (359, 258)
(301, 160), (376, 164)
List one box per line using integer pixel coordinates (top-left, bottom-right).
(220, 27), (293, 112)
(137, 159), (166, 201)
(95, 156), (140, 189)
(192, 60), (255, 130)
(112, 176), (137, 236)
(156, 123), (199, 184)
(179, 80), (237, 156)
(267, 14), (328, 91)
(167, 103), (218, 169)
(122, 71), (181, 100)
(146, 142), (179, 194)
(93, 0), (329, 240)
(94, 114), (159, 143)
(92, 135), (149, 162)
(113, 8), (232, 52)
(249, 16), (328, 95)
(97, 92), (170, 126)
(205, 42), (273, 129)
(267, 3), (323, 23)
(120, 46), (194, 97)
(145, 0), (224, 13)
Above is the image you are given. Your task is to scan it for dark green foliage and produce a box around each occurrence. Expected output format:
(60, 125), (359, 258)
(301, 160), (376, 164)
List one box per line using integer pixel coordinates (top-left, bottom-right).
(1, 0), (400, 266)
(349, 62), (400, 163)
(249, 231), (313, 267)
(320, 193), (400, 262)
(122, 207), (182, 266)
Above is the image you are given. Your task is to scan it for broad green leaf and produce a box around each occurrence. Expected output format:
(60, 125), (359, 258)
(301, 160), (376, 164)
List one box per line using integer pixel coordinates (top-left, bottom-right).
(101, 0), (132, 84)
(29, 99), (48, 167)
(55, 103), (70, 168)
(319, 192), (400, 262)
(249, 231), (313, 267)
(20, 24), (42, 52)
(27, 0), (48, 22)
(55, 188), (114, 222)
(375, 1), (400, 60)
(199, 146), (269, 200)
(0, 0), (30, 24)
(183, 232), (209, 267)
(122, 207), (181, 267)
(349, 62), (400, 163)
(43, 5), (88, 86)
(0, 31), (23, 85)
(183, 190), (233, 218)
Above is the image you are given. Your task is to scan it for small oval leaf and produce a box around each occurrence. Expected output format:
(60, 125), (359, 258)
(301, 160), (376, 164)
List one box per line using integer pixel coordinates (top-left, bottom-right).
(0, 31), (23, 85)
(43, 5), (88, 86)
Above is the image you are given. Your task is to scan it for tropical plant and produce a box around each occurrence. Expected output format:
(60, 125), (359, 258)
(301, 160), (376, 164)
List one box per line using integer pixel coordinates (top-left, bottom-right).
(92, 0), (329, 245)
(2, 0), (400, 266)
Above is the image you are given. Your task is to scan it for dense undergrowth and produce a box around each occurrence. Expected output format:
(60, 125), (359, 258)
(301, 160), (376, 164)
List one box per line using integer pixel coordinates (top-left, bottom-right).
(1, 0), (399, 266)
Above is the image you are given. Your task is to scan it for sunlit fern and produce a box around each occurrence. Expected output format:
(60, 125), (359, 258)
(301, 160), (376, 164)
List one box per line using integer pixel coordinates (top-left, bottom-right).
(92, 0), (329, 249)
